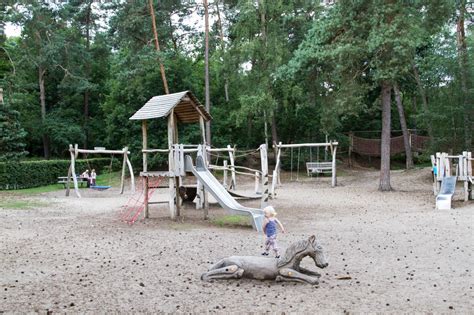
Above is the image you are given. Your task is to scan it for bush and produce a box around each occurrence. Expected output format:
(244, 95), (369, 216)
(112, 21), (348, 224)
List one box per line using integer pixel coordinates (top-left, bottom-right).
(0, 158), (121, 190)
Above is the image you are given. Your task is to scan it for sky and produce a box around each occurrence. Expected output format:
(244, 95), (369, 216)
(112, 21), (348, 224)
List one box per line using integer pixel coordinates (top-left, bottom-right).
(5, 22), (21, 37)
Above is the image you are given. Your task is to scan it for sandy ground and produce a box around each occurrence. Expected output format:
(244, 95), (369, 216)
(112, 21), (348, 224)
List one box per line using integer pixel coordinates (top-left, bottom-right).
(0, 167), (473, 313)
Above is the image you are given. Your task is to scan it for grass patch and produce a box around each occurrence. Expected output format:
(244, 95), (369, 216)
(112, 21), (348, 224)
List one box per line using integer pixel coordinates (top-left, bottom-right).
(95, 171), (123, 186)
(8, 171), (125, 195)
(211, 215), (252, 228)
(13, 184), (65, 195)
(0, 199), (49, 210)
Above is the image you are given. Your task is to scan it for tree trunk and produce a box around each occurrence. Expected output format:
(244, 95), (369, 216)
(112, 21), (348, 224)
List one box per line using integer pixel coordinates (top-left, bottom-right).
(412, 64), (434, 142)
(271, 109), (278, 156)
(203, 0), (211, 146)
(379, 81), (392, 191)
(393, 83), (414, 169)
(148, 0), (169, 94)
(39, 66), (50, 159)
(83, 1), (91, 150)
(215, 0), (229, 103)
(456, 0), (472, 149)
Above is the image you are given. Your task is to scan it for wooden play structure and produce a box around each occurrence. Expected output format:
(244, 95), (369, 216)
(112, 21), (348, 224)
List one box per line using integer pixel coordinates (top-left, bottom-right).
(125, 91), (268, 230)
(129, 91), (211, 220)
(431, 151), (473, 209)
(271, 141), (338, 198)
(66, 144), (135, 198)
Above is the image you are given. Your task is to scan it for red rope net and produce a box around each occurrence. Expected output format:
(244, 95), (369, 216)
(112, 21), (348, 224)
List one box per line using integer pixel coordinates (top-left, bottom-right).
(352, 134), (430, 157)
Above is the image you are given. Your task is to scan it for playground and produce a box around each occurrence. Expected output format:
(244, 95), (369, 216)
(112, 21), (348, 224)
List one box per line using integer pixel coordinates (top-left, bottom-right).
(1, 167), (472, 313)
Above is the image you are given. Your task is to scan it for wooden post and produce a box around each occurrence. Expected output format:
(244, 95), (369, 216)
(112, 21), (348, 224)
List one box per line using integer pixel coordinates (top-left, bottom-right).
(126, 156), (135, 192)
(142, 120), (149, 218)
(260, 144), (269, 208)
(66, 144), (73, 197)
(196, 145), (204, 210)
(175, 144), (182, 217)
(254, 171), (260, 194)
(276, 142), (282, 185)
(120, 147), (127, 194)
(430, 155), (437, 195)
(168, 112), (177, 220)
(223, 160), (228, 188)
(228, 144), (236, 190)
(435, 152), (441, 192)
(142, 121), (148, 172)
(72, 144), (81, 198)
(270, 170), (277, 199)
(330, 142), (337, 187)
(445, 153), (451, 177)
(203, 144), (209, 219)
(199, 117), (206, 145)
(462, 151), (468, 202)
(468, 152), (473, 200)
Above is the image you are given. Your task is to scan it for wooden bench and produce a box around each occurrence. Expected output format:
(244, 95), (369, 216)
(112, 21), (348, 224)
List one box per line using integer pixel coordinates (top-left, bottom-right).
(306, 162), (333, 176)
(57, 177), (88, 188)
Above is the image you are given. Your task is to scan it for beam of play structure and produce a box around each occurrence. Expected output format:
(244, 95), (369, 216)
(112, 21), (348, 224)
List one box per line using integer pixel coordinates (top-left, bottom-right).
(274, 142), (339, 148)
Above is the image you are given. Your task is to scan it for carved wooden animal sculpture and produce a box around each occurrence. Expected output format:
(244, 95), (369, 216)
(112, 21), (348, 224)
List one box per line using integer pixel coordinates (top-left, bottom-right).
(201, 235), (328, 285)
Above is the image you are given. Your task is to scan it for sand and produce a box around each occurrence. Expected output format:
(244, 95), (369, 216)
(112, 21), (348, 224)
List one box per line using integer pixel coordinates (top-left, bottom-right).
(0, 167), (473, 313)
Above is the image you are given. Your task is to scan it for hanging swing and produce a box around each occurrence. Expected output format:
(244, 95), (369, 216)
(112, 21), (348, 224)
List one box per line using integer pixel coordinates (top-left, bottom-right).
(90, 154), (114, 191)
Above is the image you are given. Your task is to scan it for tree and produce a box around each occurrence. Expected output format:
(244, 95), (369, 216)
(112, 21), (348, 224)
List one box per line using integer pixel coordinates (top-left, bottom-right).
(203, 0), (211, 146)
(456, 0), (472, 149)
(393, 83), (414, 169)
(284, 0), (452, 190)
(0, 94), (28, 161)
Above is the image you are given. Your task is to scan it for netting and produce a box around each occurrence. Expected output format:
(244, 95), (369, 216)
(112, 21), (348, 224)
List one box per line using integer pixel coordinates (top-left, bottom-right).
(411, 134), (430, 152)
(352, 134), (430, 157)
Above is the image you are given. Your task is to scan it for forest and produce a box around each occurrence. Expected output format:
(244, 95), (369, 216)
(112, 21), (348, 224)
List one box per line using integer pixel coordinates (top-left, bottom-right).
(0, 0), (472, 188)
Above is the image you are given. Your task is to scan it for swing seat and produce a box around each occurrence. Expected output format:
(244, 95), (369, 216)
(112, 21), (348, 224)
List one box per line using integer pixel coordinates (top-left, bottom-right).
(90, 185), (111, 191)
(306, 162), (332, 176)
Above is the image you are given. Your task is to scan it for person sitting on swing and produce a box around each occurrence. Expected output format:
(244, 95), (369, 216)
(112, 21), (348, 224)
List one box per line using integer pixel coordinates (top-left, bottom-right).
(91, 169), (97, 186)
(80, 170), (90, 188)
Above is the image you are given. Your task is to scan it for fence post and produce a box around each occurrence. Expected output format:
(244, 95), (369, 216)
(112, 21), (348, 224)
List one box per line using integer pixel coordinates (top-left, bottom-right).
(223, 160), (228, 188)
(260, 144), (269, 208)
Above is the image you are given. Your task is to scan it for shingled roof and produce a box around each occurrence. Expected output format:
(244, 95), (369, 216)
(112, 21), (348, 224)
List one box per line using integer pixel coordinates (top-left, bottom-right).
(129, 91), (212, 123)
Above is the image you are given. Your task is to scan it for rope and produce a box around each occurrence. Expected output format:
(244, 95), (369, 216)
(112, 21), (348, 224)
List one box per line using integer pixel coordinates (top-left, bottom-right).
(233, 149), (260, 159)
(106, 154), (115, 185)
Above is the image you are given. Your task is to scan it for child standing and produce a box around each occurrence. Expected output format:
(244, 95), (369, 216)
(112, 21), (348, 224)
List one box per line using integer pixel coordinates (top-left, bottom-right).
(261, 206), (285, 258)
(91, 169), (97, 186)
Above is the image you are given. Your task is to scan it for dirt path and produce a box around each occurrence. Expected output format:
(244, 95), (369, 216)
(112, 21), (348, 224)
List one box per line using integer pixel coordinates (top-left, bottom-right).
(1, 168), (473, 313)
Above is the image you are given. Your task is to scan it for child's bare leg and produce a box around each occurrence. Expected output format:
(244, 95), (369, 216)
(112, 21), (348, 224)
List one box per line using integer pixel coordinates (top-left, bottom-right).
(272, 237), (280, 257)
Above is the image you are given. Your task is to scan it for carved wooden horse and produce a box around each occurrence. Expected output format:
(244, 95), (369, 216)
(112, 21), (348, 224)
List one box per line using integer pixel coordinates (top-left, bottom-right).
(201, 235), (328, 284)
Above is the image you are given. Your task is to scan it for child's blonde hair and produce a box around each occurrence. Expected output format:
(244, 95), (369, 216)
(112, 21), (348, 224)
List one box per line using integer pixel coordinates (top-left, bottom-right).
(264, 206), (277, 217)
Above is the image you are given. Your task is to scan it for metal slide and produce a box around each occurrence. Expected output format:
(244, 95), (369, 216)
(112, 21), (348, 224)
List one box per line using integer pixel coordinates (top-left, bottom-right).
(185, 155), (264, 232)
(436, 176), (457, 210)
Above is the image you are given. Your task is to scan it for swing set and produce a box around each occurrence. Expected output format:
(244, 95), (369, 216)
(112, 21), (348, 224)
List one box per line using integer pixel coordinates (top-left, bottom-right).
(271, 141), (338, 197)
(65, 144), (135, 198)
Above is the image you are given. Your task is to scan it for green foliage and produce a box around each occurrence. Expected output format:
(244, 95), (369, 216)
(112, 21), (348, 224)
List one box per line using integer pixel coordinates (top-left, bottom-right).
(0, 158), (120, 190)
(1, 0), (471, 169)
(0, 104), (28, 161)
